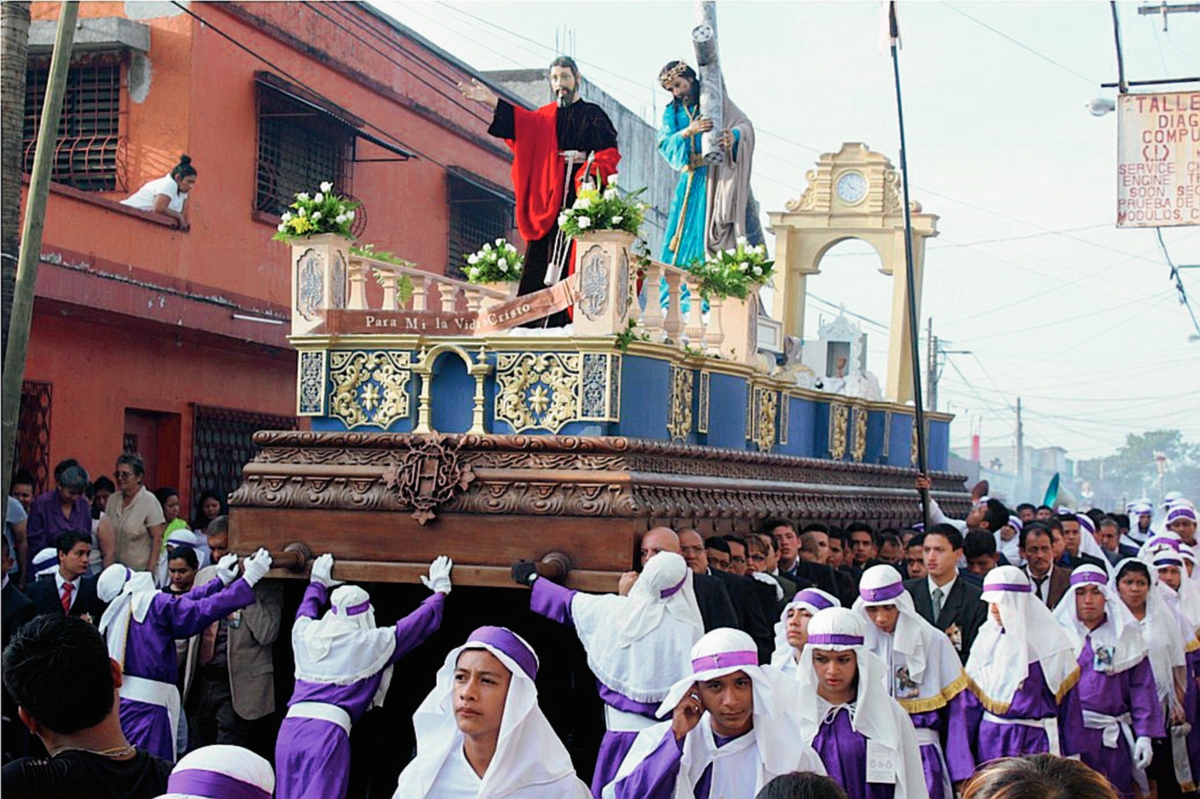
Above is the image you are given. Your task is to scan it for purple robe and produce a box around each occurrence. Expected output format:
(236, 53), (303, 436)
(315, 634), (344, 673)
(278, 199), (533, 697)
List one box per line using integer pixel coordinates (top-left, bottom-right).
(962, 661), (1077, 762)
(25, 490), (90, 568)
(909, 695), (975, 799)
(1185, 647), (1200, 780)
(813, 707), (897, 799)
(530, 578), (660, 798)
(275, 583), (445, 799)
(611, 727), (751, 799)
(1060, 638), (1164, 799)
(120, 576), (254, 760)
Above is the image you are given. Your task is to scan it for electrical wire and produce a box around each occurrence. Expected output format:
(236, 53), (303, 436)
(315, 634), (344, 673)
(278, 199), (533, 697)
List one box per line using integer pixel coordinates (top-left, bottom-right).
(940, 2), (1100, 87)
(1156, 228), (1200, 339)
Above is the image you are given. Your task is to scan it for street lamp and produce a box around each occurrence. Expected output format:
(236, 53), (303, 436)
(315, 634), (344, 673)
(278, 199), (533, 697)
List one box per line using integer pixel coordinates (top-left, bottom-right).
(1086, 97), (1116, 116)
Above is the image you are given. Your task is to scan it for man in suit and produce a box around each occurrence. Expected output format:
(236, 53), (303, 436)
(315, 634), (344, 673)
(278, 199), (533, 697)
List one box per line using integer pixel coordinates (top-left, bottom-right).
(181, 517), (283, 755)
(637, 527), (737, 632)
(1020, 521), (1071, 610)
(2, 535), (37, 761)
(1054, 514), (1106, 571)
(680, 529), (773, 662)
(25, 531), (105, 624)
(765, 520), (849, 604)
(904, 523), (988, 663)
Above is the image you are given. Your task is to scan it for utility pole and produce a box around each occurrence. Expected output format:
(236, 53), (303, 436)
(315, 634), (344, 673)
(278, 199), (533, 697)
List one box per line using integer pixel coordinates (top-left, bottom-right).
(1015, 397), (1025, 502)
(1138, 2), (1200, 31)
(926, 318), (937, 412)
(1, 1), (77, 511)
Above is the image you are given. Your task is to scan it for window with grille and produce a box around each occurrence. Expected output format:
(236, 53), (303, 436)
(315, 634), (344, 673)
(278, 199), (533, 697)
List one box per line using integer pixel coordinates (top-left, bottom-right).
(255, 83), (355, 217)
(190, 405), (297, 509)
(13, 381), (52, 494)
(447, 170), (514, 280)
(24, 54), (124, 192)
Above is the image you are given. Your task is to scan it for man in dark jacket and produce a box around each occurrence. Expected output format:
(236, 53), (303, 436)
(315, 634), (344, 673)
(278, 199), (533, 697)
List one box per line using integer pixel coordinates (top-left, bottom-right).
(25, 531), (105, 624)
(680, 529), (773, 662)
(903, 524), (988, 663)
(638, 528), (736, 632)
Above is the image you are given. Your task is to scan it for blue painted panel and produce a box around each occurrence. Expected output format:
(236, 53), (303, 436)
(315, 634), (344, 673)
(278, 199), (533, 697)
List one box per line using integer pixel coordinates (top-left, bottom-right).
(310, 417), (343, 432)
(865, 410), (887, 464)
(617, 355), (671, 440)
(790, 397), (819, 458)
(928, 419), (951, 472)
(812, 401), (831, 460)
(706, 372), (748, 450)
(429, 352), (473, 434)
(888, 414), (914, 468)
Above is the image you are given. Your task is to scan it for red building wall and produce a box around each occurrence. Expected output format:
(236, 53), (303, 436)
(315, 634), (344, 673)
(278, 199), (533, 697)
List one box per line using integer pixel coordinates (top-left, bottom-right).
(21, 1), (522, 509)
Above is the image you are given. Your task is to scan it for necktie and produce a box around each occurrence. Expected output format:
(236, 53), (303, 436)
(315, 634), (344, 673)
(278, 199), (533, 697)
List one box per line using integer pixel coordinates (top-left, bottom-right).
(60, 581), (74, 614)
(931, 586), (944, 620)
(1033, 575), (1049, 602)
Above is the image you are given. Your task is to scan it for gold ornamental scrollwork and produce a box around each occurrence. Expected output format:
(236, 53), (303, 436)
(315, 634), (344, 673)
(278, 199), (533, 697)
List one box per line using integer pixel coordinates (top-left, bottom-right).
(381, 435), (476, 524)
(830, 403), (849, 460)
(494, 352), (581, 434)
(851, 406), (868, 462)
(328, 351), (412, 430)
(754, 389), (778, 453)
(667, 365), (693, 443)
(786, 169), (819, 212)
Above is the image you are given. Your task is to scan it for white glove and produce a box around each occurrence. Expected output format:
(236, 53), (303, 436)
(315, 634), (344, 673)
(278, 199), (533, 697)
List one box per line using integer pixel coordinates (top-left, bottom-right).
(215, 553), (239, 586)
(241, 548), (272, 588)
(310, 553), (342, 588)
(421, 555), (453, 595)
(751, 571), (784, 602)
(1134, 735), (1153, 770)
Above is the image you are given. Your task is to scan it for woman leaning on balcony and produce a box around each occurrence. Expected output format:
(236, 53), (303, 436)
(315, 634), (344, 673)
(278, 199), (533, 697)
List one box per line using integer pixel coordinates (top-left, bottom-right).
(121, 154), (197, 231)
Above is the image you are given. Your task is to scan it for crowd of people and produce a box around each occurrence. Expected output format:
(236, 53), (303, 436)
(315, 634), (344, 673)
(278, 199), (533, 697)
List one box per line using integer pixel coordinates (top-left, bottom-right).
(3, 461), (1199, 798)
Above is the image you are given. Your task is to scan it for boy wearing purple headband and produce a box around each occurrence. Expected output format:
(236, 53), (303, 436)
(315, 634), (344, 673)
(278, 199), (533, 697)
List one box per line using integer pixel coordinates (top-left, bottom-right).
(276, 553), (452, 799)
(1053, 564), (1161, 798)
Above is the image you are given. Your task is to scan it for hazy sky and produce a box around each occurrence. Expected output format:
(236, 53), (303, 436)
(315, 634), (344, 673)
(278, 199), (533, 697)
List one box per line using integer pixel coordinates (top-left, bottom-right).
(382, 0), (1200, 462)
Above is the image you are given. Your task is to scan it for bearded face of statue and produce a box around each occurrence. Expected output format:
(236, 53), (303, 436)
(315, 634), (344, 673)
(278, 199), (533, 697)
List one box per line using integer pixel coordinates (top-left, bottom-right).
(549, 66), (579, 108)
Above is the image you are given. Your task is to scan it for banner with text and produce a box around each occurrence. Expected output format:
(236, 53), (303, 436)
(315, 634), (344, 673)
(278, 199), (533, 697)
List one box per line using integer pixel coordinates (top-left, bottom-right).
(1117, 91), (1200, 228)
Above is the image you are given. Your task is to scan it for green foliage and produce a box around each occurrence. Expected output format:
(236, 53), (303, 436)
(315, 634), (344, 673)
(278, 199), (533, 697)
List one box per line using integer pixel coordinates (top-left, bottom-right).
(615, 318), (650, 352)
(272, 182), (358, 241)
(1098, 429), (1200, 498)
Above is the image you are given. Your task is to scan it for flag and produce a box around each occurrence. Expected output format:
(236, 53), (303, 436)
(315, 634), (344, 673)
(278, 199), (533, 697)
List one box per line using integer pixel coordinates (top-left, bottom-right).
(880, 1), (902, 52)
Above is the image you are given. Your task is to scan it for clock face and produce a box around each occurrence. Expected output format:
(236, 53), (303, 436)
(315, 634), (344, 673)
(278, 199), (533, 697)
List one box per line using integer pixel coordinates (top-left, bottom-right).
(836, 171), (868, 205)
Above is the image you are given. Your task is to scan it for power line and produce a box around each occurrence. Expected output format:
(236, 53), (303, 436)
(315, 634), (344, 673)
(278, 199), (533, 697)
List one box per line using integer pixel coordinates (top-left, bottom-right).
(940, 2), (1100, 86)
(1156, 228), (1200, 340)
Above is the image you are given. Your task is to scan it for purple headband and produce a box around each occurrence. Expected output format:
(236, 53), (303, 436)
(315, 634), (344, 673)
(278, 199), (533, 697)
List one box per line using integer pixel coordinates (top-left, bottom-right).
(859, 581), (905, 603)
(167, 770), (272, 799)
(1069, 570), (1107, 587)
(332, 599), (371, 616)
(465, 626), (539, 680)
(912, 523), (925, 533)
(1149, 537), (1181, 551)
(807, 633), (864, 646)
(1076, 515), (1095, 534)
(1168, 507), (1197, 523)
(793, 589), (835, 611)
(660, 574), (687, 600)
(1156, 556), (1184, 568)
(985, 582), (1033, 593)
(691, 649), (758, 672)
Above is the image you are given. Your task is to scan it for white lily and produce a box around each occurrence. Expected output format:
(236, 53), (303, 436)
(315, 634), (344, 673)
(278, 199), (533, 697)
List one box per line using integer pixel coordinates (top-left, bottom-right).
(578, 216), (592, 229)
(320, 181), (333, 193)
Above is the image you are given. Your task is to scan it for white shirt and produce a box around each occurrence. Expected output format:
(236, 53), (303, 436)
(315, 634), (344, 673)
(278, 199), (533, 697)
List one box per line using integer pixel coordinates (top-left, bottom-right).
(927, 573), (956, 617)
(1025, 565), (1053, 603)
(55, 571), (81, 611)
(121, 175), (187, 213)
(429, 744), (483, 798)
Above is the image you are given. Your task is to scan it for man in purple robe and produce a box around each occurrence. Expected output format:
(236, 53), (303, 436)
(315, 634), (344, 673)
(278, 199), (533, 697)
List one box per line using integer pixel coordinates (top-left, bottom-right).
(514, 550), (703, 797)
(1053, 564), (1161, 798)
(96, 547), (272, 761)
(275, 553), (452, 799)
(604, 628), (824, 798)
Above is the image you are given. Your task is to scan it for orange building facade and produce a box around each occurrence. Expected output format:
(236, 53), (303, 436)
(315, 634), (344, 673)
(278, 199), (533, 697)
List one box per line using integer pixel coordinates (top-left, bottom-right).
(19, 1), (524, 511)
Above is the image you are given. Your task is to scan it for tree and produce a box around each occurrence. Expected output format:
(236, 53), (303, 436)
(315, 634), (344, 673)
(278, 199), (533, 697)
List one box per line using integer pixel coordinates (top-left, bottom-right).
(1, 2), (30, 364)
(1100, 429), (1200, 501)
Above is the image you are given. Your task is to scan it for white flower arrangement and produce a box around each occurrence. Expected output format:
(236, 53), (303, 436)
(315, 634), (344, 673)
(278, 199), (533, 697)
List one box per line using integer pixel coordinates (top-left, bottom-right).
(696, 237), (775, 300)
(273, 183), (358, 242)
(558, 174), (647, 239)
(463, 238), (524, 283)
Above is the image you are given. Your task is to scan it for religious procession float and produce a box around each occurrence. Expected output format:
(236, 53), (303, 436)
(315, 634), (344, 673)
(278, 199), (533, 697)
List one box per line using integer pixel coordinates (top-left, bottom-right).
(226, 3), (968, 593)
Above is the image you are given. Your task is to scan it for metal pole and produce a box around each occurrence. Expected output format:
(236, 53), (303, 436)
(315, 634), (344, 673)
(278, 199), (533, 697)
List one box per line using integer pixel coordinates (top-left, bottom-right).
(888, 2), (930, 529)
(1111, 1), (1128, 94)
(1016, 397), (1025, 501)
(1, 1), (77, 509)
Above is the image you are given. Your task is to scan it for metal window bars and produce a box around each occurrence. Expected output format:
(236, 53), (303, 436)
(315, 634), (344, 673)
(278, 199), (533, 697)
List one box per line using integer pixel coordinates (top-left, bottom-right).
(23, 55), (125, 192)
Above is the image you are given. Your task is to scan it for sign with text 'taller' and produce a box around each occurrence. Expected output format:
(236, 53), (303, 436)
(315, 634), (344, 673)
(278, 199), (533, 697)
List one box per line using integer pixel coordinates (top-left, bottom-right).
(1117, 91), (1200, 228)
